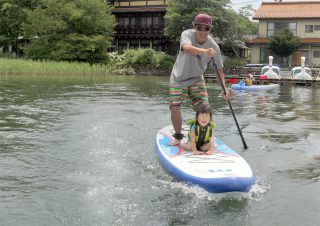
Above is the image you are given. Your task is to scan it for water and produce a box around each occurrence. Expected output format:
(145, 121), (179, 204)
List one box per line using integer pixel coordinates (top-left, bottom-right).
(0, 75), (319, 226)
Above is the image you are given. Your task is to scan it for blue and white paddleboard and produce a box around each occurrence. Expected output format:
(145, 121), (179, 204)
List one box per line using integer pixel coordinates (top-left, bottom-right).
(155, 125), (255, 193)
(231, 83), (279, 91)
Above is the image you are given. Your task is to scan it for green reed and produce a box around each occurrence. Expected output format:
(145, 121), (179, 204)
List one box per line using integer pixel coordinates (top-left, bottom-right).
(0, 58), (115, 76)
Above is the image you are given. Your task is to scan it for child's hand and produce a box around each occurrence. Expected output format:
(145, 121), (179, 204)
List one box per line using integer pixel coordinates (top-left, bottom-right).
(192, 150), (204, 155)
(205, 150), (214, 155)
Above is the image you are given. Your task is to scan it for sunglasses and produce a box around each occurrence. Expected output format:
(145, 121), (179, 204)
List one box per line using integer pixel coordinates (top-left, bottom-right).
(194, 25), (211, 32)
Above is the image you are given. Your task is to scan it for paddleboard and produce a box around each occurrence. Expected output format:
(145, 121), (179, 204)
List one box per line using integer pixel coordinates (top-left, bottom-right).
(155, 125), (255, 193)
(231, 83), (279, 91)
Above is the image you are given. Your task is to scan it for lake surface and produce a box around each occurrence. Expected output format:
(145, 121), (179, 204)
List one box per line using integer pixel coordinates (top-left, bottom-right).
(0, 75), (319, 226)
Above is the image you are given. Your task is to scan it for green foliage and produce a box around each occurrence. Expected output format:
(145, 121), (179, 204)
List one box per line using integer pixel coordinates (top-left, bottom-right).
(155, 52), (175, 68)
(52, 34), (109, 64)
(107, 52), (126, 64)
(0, 35), (11, 47)
(164, 0), (257, 57)
(124, 48), (157, 66)
(0, 0), (41, 54)
(216, 9), (257, 57)
(120, 48), (174, 70)
(23, 0), (115, 64)
(222, 9), (258, 40)
(164, 0), (230, 39)
(268, 29), (300, 58)
(0, 57), (114, 75)
(219, 39), (235, 57)
(0, 1), (26, 55)
(223, 57), (247, 67)
(238, 5), (256, 17)
(22, 42), (51, 60)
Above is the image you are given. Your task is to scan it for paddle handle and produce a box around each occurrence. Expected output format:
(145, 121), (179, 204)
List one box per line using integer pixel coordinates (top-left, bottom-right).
(211, 60), (248, 149)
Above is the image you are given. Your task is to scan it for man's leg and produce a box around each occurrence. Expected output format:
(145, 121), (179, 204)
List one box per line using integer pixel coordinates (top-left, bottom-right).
(188, 82), (209, 111)
(169, 86), (184, 146)
(169, 105), (182, 145)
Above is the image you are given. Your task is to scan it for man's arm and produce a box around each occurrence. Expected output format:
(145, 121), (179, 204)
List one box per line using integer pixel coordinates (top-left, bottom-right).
(182, 44), (215, 58)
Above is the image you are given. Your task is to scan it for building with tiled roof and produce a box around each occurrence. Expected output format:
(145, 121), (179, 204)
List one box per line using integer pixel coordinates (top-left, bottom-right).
(247, 1), (320, 66)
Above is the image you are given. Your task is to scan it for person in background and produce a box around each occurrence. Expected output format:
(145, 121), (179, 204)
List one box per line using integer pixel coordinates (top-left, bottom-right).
(169, 13), (230, 146)
(245, 74), (255, 86)
(181, 105), (216, 155)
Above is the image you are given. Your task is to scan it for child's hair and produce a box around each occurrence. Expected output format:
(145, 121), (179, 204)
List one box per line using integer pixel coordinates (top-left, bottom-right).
(195, 105), (212, 124)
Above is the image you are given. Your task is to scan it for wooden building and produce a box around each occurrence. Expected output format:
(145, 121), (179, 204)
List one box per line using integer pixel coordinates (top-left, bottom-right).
(108, 0), (176, 54)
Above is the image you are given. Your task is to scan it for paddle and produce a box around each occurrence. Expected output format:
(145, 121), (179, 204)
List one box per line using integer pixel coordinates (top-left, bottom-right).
(210, 59), (248, 149)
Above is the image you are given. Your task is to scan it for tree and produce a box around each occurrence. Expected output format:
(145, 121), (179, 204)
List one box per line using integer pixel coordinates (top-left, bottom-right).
(268, 29), (300, 66)
(164, 0), (257, 57)
(0, 0), (39, 56)
(164, 0), (230, 39)
(238, 5), (255, 17)
(217, 9), (257, 57)
(23, 0), (116, 64)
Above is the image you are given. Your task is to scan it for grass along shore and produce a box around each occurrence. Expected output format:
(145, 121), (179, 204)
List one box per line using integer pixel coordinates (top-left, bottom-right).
(0, 58), (115, 76)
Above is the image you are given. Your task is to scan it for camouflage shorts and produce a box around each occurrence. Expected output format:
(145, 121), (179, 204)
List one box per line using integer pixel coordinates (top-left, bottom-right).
(170, 81), (209, 110)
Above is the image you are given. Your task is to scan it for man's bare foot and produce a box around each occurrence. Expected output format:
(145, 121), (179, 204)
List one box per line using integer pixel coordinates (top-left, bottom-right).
(168, 139), (181, 146)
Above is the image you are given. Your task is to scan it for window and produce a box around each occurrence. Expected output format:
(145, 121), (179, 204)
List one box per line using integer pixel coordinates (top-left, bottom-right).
(267, 23), (274, 37)
(118, 17), (124, 26)
(260, 47), (272, 63)
(260, 47), (287, 65)
(315, 25), (320, 31)
(305, 25), (313, 33)
(130, 39), (139, 49)
(130, 17), (136, 26)
(141, 17), (147, 26)
(289, 23), (296, 30)
(153, 16), (164, 26)
(153, 17), (159, 25)
(124, 18), (129, 26)
(118, 17), (129, 26)
(146, 17), (152, 26)
(313, 51), (320, 58)
(267, 22), (296, 37)
(300, 50), (310, 64)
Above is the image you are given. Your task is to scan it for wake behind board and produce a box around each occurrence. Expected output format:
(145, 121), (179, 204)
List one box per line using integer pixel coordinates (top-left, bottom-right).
(155, 125), (255, 193)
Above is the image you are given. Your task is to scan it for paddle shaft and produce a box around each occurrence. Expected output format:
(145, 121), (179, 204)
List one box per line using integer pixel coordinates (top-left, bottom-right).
(211, 60), (248, 149)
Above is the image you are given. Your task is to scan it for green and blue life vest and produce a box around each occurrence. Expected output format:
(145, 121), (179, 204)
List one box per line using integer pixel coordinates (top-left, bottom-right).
(187, 119), (216, 150)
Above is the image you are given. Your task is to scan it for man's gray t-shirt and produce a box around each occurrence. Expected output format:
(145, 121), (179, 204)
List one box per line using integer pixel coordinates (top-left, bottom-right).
(170, 29), (223, 87)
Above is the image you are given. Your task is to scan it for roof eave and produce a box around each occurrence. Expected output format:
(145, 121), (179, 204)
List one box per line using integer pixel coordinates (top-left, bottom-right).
(253, 17), (320, 20)
(112, 7), (166, 13)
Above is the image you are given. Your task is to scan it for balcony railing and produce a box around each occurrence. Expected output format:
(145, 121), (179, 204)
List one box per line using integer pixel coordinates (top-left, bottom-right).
(115, 25), (165, 36)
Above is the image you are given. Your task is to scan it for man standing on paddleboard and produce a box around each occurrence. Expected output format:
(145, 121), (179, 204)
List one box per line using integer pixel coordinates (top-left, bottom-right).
(169, 13), (230, 146)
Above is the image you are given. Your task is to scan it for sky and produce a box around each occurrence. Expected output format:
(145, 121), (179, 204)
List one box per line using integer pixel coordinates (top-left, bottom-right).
(230, 0), (320, 12)
(230, 0), (262, 12)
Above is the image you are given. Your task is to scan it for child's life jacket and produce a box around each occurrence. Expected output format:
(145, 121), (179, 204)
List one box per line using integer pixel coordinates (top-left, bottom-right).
(188, 120), (216, 151)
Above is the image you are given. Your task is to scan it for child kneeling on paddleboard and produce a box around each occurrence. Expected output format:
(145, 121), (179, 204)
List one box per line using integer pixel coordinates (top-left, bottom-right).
(182, 105), (216, 155)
